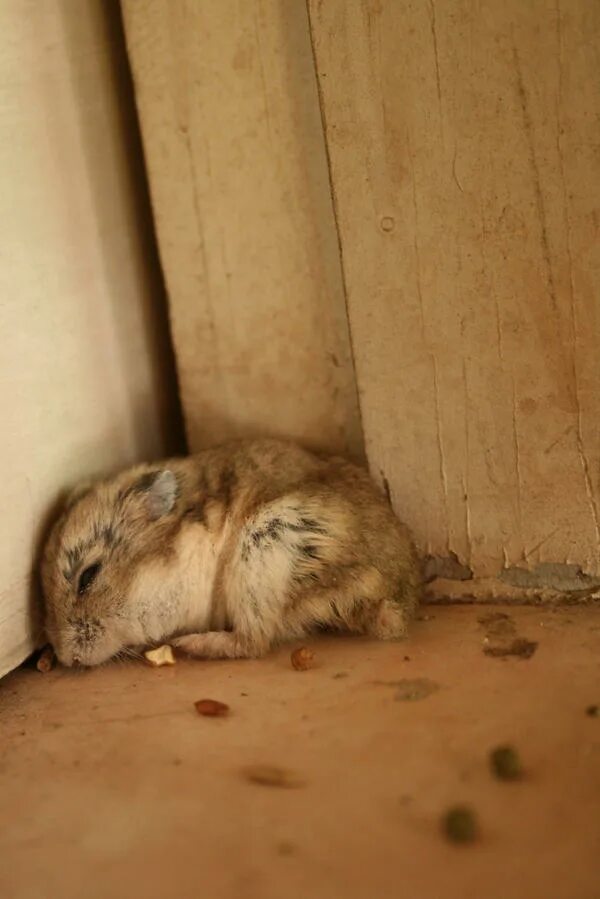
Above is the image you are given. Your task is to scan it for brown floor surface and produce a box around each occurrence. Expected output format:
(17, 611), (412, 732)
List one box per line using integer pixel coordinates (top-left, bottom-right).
(1, 605), (599, 899)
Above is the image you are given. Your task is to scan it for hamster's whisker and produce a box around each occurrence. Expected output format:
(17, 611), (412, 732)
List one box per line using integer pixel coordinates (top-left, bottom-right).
(109, 650), (128, 667)
(113, 646), (144, 665)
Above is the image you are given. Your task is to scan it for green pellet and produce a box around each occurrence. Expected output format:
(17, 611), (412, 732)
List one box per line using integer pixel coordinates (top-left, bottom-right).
(490, 745), (523, 780)
(442, 805), (478, 844)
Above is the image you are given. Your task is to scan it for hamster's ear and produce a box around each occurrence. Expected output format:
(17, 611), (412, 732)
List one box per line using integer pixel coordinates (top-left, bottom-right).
(136, 470), (178, 520)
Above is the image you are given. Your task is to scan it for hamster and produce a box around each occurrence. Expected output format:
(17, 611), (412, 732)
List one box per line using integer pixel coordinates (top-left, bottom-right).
(41, 439), (421, 667)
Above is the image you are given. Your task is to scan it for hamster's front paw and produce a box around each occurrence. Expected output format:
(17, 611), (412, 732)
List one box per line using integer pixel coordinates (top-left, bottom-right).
(172, 631), (249, 659)
(172, 634), (209, 656)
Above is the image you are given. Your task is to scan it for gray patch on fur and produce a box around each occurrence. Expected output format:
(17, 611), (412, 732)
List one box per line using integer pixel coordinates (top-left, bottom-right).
(92, 522), (120, 548)
(240, 540), (251, 562)
(285, 517), (327, 535)
(300, 544), (319, 560)
(249, 517), (286, 551)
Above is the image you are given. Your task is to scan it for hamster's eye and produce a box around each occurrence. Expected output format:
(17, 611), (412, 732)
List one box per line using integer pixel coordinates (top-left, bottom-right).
(77, 563), (101, 596)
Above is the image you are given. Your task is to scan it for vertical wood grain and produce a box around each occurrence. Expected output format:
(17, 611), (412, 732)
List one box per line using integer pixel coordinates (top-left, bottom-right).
(308, 0), (600, 576)
(122, 0), (363, 458)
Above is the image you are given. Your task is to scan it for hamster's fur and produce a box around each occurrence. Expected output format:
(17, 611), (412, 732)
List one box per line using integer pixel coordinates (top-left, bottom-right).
(41, 439), (421, 667)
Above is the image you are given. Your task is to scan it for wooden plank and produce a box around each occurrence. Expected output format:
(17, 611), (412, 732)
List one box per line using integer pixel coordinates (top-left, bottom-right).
(121, 0), (363, 458)
(0, 0), (178, 677)
(308, 0), (600, 576)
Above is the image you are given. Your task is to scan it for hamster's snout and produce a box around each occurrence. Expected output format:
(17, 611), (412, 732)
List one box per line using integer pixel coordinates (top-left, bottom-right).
(50, 615), (125, 667)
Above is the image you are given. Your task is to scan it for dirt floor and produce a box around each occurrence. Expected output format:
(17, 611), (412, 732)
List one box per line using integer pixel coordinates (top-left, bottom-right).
(1, 604), (599, 899)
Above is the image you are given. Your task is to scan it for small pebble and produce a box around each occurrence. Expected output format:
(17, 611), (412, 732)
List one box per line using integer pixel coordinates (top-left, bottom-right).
(291, 647), (315, 671)
(194, 699), (230, 717)
(442, 805), (478, 843)
(586, 704), (599, 718)
(490, 745), (523, 780)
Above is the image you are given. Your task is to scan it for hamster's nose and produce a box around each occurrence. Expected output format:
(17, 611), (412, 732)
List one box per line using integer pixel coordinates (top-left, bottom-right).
(72, 655), (82, 667)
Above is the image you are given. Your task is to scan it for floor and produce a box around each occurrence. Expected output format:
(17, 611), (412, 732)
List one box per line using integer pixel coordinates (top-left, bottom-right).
(1, 605), (599, 899)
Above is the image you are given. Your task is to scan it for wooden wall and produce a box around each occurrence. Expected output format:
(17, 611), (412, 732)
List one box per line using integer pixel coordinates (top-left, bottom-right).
(124, 0), (600, 581)
(121, 0), (363, 459)
(308, 0), (600, 577)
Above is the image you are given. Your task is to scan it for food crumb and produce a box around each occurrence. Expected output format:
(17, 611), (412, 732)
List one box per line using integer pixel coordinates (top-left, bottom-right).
(242, 764), (304, 788)
(586, 704), (599, 718)
(195, 699), (230, 717)
(332, 671), (348, 679)
(442, 805), (478, 843)
(144, 645), (176, 667)
(36, 646), (56, 673)
(490, 745), (523, 780)
(291, 647), (315, 671)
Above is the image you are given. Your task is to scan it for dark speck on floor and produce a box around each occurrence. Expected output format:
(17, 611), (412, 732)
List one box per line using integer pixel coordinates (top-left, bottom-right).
(483, 638), (538, 659)
(373, 677), (440, 701)
(276, 840), (296, 856)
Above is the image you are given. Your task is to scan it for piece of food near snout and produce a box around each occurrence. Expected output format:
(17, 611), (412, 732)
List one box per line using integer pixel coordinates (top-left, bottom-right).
(144, 645), (176, 667)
